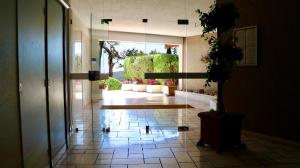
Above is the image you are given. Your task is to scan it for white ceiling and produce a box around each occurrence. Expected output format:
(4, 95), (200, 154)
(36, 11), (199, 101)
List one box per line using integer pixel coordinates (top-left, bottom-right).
(70, 0), (214, 37)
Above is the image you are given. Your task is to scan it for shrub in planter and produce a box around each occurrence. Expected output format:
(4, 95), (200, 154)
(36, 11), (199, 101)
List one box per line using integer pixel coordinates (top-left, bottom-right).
(121, 80), (134, 91)
(123, 80), (133, 84)
(196, 3), (245, 152)
(163, 79), (176, 96)
(133, 78), (147, 92)
(146, 79), (160, 85)
(133, 78), (144, 85)
(100, 77), (122, 90)
(153, 54), (179, 84)
(99, 83), (107, 90)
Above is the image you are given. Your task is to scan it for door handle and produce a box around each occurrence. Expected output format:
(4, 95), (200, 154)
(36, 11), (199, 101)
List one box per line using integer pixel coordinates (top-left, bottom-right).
(19, 82), (23, 95)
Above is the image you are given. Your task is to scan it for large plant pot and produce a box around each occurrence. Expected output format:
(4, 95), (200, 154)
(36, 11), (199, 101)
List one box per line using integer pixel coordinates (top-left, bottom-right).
(197, 112), (244, 153)
(163, 85), (176, 96)
(133, 84), (147, 92)
(121, 84), (134, 91)
(146, 85), (162, 93)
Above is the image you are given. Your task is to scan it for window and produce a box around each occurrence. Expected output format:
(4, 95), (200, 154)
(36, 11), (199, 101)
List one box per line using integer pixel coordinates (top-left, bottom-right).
(234, 26), (258, 66)
(74, 41), (82, 72)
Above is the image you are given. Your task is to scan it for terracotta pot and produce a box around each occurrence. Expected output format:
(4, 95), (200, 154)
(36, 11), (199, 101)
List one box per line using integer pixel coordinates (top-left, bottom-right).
(163, 85), (176, 96)
(99, 84), (107, 90)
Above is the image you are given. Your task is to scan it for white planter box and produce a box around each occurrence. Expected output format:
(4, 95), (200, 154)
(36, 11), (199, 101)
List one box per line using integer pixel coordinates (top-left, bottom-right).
(162, 86), (169, 95)
(133, 84), (147, 92)
(121, 84), (134, 91)
(146, 85), (162, 93)
(209, 99), (217, 111)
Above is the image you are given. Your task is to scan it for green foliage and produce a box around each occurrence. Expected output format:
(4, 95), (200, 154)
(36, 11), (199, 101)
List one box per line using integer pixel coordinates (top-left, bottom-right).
(196, 3), (240, 34)
(124, 54), (178, 84)
(153, 54), (179, 84)
(124, 55), (153, 82)
(197, 3), (243, 113)
(197, 3), (243, 86)
(121, 48), (145, 57)
(100, 77), (122, 90)
(206, 38), (243, 84)
(153, 54), (178, 72)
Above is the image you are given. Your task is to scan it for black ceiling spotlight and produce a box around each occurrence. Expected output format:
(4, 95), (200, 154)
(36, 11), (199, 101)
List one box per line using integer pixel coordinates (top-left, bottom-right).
(177, 19), (189, 25)
(142, 19), (148, 23)
(101, 19), (112, 24)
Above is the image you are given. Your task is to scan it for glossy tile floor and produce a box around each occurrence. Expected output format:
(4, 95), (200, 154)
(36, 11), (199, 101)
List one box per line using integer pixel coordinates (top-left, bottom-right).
(61, 88), (300, 168)
(100, 90), (211, 109)
(56, 106), (300, 168)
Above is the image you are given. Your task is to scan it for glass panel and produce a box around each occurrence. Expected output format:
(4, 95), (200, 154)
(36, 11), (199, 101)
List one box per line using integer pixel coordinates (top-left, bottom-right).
(90, 14), (110, 137)
(68, 0), (217, 160)
(70, 28), (85, 135)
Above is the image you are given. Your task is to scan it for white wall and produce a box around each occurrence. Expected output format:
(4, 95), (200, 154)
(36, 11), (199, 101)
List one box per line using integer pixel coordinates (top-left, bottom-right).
(181, 34), (217, 93)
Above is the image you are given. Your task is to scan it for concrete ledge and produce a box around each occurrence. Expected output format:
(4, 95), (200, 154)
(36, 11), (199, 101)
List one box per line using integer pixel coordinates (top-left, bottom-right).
(175, 90), (216, 109)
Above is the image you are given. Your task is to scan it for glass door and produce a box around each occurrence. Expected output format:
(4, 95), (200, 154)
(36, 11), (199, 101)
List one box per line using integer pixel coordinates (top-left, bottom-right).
(90, 14), (110, 141)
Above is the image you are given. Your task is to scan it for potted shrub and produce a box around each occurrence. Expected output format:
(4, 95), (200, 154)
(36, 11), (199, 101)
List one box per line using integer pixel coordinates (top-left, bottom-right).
(146, 79), (162, 93)
(132, 78), (147, 92)
(100, 77), (122, 90)
(99, 82), (107, 91)
(163, 79), (176, 96)
(121, 80), (134, 91)
(196, 3), (245, 152)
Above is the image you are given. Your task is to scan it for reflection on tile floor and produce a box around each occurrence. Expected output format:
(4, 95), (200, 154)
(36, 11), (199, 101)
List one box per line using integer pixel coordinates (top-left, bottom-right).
(100, 90), (211, 109)
(55, 106), (300, 168)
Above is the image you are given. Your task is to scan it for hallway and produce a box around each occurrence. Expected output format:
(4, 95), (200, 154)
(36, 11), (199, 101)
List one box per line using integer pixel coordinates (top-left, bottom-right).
(2, 0), (300, 167)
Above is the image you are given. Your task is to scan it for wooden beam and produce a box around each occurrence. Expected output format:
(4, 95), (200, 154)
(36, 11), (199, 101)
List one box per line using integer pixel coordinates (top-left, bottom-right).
(145, 73), (207, 79)
(69, 73), (109, 80)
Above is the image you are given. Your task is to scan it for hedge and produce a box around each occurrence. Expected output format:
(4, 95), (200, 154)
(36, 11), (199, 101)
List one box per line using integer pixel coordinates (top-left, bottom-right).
(124, 54), (178, 83)
(124, 55), (153, 81)
(100, 77), (122, 90)
(152, 54), (179, 84)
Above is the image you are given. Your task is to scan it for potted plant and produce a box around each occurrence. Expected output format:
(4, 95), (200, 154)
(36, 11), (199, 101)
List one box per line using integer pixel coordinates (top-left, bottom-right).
(132, 78), (147, 92)
(196, 3), (244, 152)
(121, 80), (134, 91)
(99, 82), (107, 90)
(146, 79), (162, 93)
(163, 79), (176, 96)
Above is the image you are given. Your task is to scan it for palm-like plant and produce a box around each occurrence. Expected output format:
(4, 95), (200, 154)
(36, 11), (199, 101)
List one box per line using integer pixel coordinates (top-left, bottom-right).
(197, 3), (243, 113)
